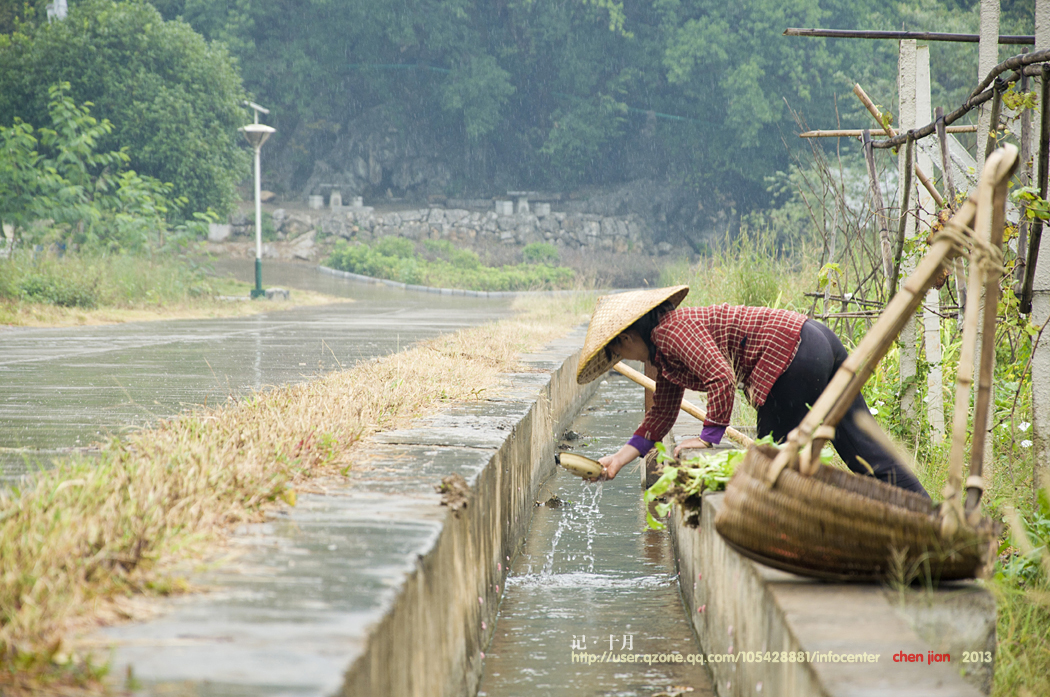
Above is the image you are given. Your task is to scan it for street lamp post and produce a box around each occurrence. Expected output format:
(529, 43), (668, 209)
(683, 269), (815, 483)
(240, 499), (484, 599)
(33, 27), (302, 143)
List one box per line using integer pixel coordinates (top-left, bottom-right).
(239, 102), (275, 299)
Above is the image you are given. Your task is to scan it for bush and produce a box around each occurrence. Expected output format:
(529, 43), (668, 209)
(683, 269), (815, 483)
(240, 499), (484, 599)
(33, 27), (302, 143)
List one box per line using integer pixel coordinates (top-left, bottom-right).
(660, 226), (812, 312)
(423, 239), (481, 269)
(327, 239), (422, 284)
(375, 236), (417, 259)
(522, 242), (559, 265)
(0, 251), (217, 309)
(327, 237), (575, 291)
(16, 269), (98, 308)
(0, 83), (195, 254)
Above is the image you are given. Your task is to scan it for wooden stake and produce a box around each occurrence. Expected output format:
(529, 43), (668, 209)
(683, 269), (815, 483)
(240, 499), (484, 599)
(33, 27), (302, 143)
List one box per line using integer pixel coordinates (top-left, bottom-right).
(983, 80), (1006, 162)
(1016, 51), (1032, 292)
(889, 135), (915, 297)
(864, 130), (894, 284)
(1021, 65), (1050, 314)
(935, 107), (958, 206)
(936, 105), (967, 325)
(854, 83), (945, 207)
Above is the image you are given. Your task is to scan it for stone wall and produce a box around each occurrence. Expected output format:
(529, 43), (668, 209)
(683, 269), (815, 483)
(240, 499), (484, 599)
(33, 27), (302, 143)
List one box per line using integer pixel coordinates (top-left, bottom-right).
(230, 204), (658, 254)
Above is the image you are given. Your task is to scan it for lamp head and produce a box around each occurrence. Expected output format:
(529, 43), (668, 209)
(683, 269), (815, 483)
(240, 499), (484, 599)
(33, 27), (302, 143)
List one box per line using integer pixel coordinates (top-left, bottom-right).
(240, 124), (275, 148)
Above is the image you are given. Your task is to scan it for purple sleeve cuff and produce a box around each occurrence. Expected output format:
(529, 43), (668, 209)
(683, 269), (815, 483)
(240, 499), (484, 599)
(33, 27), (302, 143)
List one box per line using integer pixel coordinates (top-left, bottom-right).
(627, 435), (654, 455)
(700, 424), (726, 445)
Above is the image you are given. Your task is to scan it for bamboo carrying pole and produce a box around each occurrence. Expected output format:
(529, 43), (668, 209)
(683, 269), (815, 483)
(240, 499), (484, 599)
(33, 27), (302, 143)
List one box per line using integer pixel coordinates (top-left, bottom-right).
(854, 83), (945, 207)
(761, 146), (1019, 487)
(969, 152), (1011, 511)
(612, 362), (754, 448)
(945, 147), (1015, 521)
(947, 208), (995, 495)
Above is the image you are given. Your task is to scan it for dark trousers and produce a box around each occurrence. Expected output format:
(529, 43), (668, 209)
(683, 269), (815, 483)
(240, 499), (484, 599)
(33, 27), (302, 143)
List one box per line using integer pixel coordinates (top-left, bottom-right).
(756, 320), (930, 498)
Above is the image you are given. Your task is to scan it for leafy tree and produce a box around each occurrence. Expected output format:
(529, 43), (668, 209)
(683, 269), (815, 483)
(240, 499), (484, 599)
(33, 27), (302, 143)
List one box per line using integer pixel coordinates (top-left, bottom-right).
(147, 0), (1025, 213)
(0, 0), (250, 217)
(0, 119), (40, 235)
(0, 0), (48, 34)
(442, 54), (515, 141)
(541, 94), (628, 185)
(0, 82), (183, 253)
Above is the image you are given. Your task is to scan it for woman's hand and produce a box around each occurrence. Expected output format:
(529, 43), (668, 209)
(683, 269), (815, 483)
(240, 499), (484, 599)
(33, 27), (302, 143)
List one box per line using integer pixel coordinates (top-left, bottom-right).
(674, 437), (711, 457)
(591, 444), (641, 481)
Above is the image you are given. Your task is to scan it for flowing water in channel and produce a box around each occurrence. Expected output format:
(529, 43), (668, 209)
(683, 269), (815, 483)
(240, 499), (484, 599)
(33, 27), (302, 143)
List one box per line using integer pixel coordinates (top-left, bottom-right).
(478, 373), (715, 697)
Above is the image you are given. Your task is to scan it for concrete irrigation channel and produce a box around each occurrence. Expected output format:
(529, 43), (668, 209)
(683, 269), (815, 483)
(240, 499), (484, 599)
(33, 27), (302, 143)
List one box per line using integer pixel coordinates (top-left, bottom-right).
(103, 332), (994, 696)
(1, 264), (999, 695)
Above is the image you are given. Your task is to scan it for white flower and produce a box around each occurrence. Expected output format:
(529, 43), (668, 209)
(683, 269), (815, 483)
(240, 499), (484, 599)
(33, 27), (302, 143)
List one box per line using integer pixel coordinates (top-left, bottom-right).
(869, 407), (880, 416)
(1019, 421), (1032, 433)
(1021, 440), (1033, 449)
(876, 400), (885, 407)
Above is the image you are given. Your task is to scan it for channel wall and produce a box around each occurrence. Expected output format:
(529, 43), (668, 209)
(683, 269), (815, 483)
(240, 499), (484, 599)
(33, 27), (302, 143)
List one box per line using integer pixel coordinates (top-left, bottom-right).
(340, 327), (598, 695)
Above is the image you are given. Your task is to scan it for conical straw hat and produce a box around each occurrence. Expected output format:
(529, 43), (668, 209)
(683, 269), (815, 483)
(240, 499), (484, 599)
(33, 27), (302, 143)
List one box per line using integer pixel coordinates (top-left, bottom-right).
(576, 285), (690, 384)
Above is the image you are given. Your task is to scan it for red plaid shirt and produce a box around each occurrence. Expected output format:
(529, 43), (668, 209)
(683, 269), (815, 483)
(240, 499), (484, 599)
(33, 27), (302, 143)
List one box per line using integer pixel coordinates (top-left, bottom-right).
(634, 305), (807, 443)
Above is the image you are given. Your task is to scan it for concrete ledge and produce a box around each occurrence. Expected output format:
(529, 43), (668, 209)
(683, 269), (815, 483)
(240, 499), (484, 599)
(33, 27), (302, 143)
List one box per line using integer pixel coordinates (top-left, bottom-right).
(99, 328), (597, 696)
(669, 491), (995, 697)
(318, 265), (587, 297)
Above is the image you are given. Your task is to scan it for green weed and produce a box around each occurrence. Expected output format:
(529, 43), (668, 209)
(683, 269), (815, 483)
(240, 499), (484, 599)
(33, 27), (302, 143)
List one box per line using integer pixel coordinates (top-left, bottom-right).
(327, 237), (575, 291)
(660, 225), (814, 311)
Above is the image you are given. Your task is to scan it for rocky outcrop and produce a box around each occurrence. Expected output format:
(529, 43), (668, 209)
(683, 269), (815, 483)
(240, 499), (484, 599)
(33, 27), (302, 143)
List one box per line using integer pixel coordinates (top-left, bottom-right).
(298, 105), (453, 202)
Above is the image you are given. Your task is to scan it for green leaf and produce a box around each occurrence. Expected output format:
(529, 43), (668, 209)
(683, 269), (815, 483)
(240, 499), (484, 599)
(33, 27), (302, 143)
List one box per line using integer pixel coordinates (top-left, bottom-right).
(645, 506), (666, 531)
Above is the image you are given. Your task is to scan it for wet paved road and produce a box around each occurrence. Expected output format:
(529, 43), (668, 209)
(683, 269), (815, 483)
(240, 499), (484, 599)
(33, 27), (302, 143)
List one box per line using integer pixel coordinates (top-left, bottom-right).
(0, 261), (513, 482)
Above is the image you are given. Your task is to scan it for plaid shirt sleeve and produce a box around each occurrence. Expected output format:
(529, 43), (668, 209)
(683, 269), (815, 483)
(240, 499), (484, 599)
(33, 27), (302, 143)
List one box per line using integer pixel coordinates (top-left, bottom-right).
(632, 373), (685, 446)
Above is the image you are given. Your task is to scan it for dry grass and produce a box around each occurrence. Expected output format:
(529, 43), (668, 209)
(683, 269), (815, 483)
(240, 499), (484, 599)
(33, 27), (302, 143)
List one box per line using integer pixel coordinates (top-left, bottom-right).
(0, 282), (346, 328)
(0, 292), (595, 693)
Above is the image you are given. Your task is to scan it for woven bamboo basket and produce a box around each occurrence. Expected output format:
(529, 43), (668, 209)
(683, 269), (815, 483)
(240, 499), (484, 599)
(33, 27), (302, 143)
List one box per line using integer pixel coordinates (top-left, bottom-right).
(718, 445), (997, 581)
(714, 146), (1017, 582)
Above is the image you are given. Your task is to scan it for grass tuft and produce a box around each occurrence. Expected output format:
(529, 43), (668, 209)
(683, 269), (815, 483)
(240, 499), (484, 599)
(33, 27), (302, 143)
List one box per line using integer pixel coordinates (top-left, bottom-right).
(0, 252), (344, 327)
